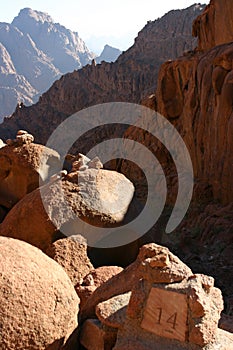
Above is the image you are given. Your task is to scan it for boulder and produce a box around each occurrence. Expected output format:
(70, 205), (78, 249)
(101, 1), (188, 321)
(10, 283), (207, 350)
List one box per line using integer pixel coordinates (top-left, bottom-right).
(0, 168), (134, 251)
(46, 235), (94, 286)
(79, 243), (193, 321)
(0, 130), (60, 209)
(96, 292), (131, 329)
(76, 266), (123, 310)
(0, 237), (79, 350)
(80, 319), (117, 350)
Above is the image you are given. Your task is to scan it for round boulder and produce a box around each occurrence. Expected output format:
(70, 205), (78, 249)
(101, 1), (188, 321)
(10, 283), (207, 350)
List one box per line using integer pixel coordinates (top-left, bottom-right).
(0, 237), (79, 350)
(0, 141), (60, 209)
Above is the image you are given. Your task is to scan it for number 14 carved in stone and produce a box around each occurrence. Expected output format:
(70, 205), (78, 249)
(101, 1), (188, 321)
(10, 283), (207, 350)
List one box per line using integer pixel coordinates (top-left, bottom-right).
(155, 307), (178, 330)
(141, 288), (187, 342)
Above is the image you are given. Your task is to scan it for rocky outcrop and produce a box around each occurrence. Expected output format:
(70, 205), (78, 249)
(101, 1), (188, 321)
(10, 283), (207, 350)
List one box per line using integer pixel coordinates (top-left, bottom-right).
(193, 0), (233, 51)
(79, 244), (193, 321)
(0, 4), (204, 142)
(155, 8), (233, 206)
(119, 0), (233, 207)
(0, 237), (79, 350)
(76, 266), (123, 310)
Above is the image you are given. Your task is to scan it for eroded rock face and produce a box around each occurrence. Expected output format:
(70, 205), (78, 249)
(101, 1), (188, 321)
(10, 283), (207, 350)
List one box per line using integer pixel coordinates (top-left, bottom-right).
(120, 1), (233, 207)
(193, 0), (233, 51)
(155, 43), (233, 205)
(0, 130), (60, 209)
(0, 167), (134, 251)
(0, 237), (79, 350)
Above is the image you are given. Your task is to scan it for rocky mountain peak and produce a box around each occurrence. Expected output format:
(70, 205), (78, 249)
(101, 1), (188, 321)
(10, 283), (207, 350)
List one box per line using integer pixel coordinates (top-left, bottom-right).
(96, 45), (122, 64)
(0, 8), (95, 120)
(13, 8), (54, 25)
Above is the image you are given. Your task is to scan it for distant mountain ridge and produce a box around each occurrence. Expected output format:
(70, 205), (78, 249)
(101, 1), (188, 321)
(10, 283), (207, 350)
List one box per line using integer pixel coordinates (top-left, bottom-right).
(0, 4), (205, 142)
(96, 45), (122, 63)
(0, 8), (95, 120)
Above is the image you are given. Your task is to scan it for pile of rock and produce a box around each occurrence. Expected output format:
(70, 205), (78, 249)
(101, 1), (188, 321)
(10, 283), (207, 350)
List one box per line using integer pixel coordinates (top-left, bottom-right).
(79, 244), (233, 350)
(0, 132), (135, 252)
(0, 129), (232, 350)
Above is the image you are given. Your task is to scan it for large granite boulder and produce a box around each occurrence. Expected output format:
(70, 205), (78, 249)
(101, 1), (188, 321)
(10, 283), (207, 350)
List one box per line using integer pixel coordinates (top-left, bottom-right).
(0, 166), (134, 251)
(0, 237), (79, 350)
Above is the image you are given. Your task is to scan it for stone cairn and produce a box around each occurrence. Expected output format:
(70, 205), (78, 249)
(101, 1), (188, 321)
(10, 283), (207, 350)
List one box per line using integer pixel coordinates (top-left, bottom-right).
(6, 130), (34, 146)
(79, 244), (232, 350)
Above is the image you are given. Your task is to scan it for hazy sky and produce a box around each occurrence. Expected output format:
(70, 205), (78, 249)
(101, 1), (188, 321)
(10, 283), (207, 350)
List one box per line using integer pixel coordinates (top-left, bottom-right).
(0, 0), (207, 54)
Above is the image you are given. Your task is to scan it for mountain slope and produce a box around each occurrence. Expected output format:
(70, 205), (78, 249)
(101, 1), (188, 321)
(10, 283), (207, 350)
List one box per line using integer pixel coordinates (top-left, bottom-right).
(0, 4), (204, 140)
(96, 45), (122, 63)
(0, 8), (94, 120)
(12, 8), (94, 73)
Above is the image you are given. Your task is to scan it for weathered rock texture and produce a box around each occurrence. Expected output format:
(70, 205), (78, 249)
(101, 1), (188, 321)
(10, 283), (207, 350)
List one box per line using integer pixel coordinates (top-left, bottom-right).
(120, 0), (233, 208)
(79, 243), (233, 349)
(0, 237), (79, 350)
(76, 266), (123, 310)
(0, 130), (60, 210)
(0, 4), (204, 143)
(79, 243), (193, 321)
(193, 0), (233, 51)
(46, 235), (94, 286)
(0, 167), (134, 251)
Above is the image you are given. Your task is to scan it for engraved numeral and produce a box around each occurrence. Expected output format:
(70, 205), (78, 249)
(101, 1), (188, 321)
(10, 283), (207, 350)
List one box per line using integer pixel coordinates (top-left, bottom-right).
(155, 308), (178, 330)
(166, 312), (178, 330)
(155, 307), (162, 324)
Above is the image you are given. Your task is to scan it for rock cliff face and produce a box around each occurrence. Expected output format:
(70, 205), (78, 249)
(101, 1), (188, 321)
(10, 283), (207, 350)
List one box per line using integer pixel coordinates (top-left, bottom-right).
(118, 0), (233, 307)
(123, 0), (233, 206)
(193, 0), (233, 50)
(0, 4), (204, 142)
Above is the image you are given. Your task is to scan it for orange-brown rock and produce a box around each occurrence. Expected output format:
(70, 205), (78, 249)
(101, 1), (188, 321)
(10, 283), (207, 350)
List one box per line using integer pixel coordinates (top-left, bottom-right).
(113, 250), (231, 350)
(80, 319), (117, 350)
(46, 235), (94, 286)
(120, 1), (233, 208)
(0, 237), (79, 350)
(76, 266), (123, 310)
(156, 43), (233, 205)
(0, 132), (60, 209)
(96, 292), (131, 329)
(0, 168), (134, 251)
(80, 243), (192, 321)
(193, 0), (233, 51)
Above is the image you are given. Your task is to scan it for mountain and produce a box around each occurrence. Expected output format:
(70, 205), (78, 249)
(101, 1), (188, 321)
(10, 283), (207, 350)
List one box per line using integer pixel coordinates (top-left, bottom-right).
(0, 8), (95, 120)
(96, 45), (122, 63)
(12, 8), (94, 73)
(0, 4), (204, 141)
(0, 41), (37, 117)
